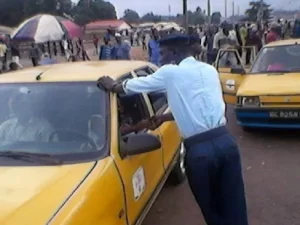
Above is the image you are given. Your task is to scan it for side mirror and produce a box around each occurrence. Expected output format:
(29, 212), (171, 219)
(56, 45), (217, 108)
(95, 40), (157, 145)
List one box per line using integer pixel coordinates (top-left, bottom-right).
(231, 67), (246, 75)
(120, 133), (161, 157)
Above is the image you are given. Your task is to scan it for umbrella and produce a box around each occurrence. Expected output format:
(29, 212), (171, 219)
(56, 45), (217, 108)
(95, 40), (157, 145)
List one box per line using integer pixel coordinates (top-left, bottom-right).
(12, 14), (83, 43)
(55, 16), (84, 39)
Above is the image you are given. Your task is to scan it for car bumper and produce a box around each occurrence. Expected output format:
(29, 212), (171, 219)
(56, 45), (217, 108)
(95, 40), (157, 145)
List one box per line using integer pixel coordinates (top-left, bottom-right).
(235, 107), (300, 129)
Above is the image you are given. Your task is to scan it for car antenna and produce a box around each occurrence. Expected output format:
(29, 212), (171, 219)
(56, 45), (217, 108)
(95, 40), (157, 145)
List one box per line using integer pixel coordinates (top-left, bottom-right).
(35, 67), (52, 81)
(36, 72), (43, 81)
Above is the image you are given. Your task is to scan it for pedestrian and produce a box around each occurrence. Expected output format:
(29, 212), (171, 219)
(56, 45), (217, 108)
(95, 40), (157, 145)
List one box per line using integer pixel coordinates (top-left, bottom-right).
(142, 34), (147, 51)
(203, 29), (215, 64)
(93, 34), (99, 55)
(0, 39), (7, 71)
(111, 33), (131, 60)
(99, 36), (113, 60)
(245, 25), (262, 65)
(29, 43), (40, 67)
(62, 35), (71, 61)
(148, 29), (160, 66)
(266, 23), (281, 44)
(97, 34), (248, 225)
(234, 24), (243, 57)
(11, 41), (23, 69)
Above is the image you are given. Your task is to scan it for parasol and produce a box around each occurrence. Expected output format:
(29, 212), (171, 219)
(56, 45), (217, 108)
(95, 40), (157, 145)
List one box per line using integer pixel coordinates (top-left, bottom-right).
(11, 14), (83, 43)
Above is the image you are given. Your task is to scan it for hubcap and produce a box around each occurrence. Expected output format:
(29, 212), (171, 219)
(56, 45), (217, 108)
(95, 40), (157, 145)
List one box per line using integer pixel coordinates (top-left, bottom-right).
(179, 142), (186, 174)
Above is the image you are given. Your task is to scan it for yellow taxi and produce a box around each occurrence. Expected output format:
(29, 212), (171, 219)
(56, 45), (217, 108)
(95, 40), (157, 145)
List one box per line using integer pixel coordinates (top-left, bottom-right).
(0, 61), (185, 225)
(215, 39), (300, 131)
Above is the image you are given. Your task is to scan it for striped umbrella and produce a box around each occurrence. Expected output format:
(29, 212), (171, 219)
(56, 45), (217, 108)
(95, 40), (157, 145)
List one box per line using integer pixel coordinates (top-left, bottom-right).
(11, 14), (83, 43)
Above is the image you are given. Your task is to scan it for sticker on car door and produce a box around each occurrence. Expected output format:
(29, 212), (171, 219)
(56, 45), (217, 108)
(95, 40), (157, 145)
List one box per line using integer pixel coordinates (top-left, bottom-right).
(132, 167), (146, 201)
(225, 79), (235, 90)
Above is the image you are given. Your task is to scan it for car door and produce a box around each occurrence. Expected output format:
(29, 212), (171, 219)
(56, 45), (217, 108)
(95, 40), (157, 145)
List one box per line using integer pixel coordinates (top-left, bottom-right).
(111, 73), (165, 225)
(133, 66), (181, 169)
(215, 49), (246, 104)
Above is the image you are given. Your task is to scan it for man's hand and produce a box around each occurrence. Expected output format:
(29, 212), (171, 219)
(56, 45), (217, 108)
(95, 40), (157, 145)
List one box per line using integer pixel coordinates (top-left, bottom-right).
(135, 119), (150, 130)
(148, 116), (163, 130)
(98, 76), (116, 91)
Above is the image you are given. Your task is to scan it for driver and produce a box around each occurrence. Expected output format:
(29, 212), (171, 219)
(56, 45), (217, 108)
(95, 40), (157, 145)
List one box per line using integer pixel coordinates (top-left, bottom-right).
(266, 51), (285, 72)
(117, 98), (149, 135)
(0, 89), (55, 142)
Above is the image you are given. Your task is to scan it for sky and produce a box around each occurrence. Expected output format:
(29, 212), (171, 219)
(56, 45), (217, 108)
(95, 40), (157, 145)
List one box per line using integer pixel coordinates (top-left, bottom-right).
(72, 0), (299, 18)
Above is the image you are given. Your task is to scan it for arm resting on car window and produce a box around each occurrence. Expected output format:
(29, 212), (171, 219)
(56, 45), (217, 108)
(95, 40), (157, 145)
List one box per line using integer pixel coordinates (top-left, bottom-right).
(160, 112), (174, 122)
(120, 120), (149, 136)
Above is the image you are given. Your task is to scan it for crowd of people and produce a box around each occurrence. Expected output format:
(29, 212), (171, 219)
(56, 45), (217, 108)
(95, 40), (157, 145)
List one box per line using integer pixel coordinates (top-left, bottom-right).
(0, 18), (298, 74)
(0, 35), (92, 73)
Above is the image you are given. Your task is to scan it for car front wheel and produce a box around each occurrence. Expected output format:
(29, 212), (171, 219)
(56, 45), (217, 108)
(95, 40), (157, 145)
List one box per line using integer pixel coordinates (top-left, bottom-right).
(168, 142), (186, 185)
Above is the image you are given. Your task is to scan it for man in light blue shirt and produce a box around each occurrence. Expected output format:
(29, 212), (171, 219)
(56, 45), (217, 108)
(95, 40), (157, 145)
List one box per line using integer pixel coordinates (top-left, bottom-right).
(98, 34), (248, 225)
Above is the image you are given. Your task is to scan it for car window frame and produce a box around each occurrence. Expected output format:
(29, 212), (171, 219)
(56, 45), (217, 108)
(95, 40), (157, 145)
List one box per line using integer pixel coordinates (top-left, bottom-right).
(134, 66), (168, 115)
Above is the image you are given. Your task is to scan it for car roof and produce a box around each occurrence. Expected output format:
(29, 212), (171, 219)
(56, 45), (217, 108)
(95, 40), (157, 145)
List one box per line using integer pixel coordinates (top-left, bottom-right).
(0, 60), (152, 83)
(265, 38), (300, 47)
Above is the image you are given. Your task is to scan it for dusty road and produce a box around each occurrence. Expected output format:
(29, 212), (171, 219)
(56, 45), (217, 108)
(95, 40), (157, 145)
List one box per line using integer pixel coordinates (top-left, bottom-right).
(143, 105), (300, 225)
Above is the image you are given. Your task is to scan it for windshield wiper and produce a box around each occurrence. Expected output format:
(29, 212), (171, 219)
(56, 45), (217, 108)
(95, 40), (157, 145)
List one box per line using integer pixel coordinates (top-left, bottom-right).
(0, 151), (62, 165)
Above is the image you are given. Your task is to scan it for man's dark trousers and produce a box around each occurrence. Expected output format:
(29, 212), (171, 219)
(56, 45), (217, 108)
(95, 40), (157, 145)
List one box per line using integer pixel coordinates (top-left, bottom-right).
(184, 126), (248, 225)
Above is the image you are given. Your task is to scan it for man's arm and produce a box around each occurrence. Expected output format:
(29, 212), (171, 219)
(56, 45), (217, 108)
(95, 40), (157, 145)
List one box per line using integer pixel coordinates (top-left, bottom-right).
(148, 42), (152, 57)
(159, 112), (174, 122)
(213, 33), (220, 49)
(120, 120), (149, 136)
(108, 66), (168, 95)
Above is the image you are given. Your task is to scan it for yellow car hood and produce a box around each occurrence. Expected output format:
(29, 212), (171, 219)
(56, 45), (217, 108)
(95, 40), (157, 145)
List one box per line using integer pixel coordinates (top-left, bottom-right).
(0, 162), (95, 225)
(237, 73), (300, 96)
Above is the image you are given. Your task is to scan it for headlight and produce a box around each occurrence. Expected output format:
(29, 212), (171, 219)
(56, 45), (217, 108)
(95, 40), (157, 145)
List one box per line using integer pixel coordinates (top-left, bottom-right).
(242, 97), (260, 107)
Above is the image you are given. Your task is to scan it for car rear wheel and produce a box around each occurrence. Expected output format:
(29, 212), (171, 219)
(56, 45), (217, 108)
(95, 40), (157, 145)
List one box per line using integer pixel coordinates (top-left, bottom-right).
(168, 142), (186, 185)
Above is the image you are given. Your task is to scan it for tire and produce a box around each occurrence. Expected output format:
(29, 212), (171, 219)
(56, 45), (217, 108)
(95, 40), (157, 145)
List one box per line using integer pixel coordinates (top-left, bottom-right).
(168, 142), (187, 185)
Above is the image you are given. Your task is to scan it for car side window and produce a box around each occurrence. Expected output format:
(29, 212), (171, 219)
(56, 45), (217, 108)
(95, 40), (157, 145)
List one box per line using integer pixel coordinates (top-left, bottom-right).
(117, 74), (150, 137)
(134, 67), (168, 114)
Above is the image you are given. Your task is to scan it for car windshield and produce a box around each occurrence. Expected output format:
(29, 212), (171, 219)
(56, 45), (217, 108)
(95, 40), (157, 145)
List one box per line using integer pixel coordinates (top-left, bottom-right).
(0, 82), (107, 160)
(251, 45), (300, 73)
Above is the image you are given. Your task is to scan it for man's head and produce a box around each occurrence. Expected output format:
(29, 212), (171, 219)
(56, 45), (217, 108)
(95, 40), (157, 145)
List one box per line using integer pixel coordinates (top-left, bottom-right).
(221, 21), (230, 36)
(115, 33), (122, 43)
(103, 35), (110, 44)
(158, 34), (200, 66)
(152, 29), (159, 40)
(10, 88), (35, 123)
(270, 22), (279, 33)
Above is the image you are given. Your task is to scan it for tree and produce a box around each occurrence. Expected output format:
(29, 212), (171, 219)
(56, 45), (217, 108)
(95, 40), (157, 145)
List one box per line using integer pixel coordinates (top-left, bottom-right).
(122, 9), (140, 23)
(211, 12), (221, 24)
(245, 1), (272, 22)
(141, 12), (161, 23)
(73, 0), (117, 25)
(0, 0), (74, 27)
(186, 7), (205, 25)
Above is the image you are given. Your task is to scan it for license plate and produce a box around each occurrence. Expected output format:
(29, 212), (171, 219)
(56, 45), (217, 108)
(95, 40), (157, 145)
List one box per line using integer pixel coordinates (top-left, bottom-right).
(269, 111), (300, 118)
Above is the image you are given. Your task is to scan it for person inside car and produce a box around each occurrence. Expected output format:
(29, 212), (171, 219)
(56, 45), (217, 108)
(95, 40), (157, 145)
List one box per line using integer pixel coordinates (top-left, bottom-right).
(0, 89), (55, 142)
(117, 98), (149, 136)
